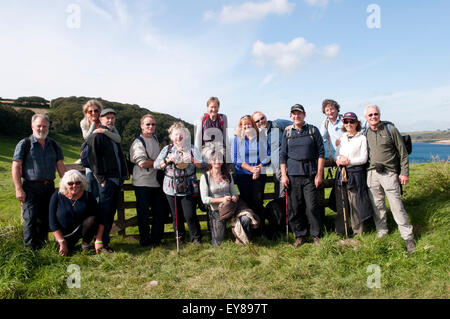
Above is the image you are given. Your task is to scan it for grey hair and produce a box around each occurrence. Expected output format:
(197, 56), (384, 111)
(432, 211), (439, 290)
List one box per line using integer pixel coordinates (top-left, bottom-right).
(365, 104), (380, 116)
(31, 113), (49, 125)
(59, 169), (88, 194)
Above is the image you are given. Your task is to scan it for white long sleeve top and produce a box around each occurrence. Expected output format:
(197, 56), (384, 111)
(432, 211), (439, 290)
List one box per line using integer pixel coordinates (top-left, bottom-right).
(334, 131), (368, 167)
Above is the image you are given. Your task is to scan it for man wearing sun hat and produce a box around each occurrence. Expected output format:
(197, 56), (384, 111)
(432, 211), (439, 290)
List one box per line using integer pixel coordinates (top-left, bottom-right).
(280, 104), (325, 247)
(87, 108), (129, 252)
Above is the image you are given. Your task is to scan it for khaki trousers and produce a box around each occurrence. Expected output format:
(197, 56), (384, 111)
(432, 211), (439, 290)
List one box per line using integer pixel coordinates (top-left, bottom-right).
(367, 170), (413, 240)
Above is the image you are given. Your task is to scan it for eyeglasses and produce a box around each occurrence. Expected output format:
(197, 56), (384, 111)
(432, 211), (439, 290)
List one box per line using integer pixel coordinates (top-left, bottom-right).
(255, 116), (266, 124)
(67, 181), (82, 186)
(145, 123), (156, 126)
(343, 120), (356, 124)
(368, 113), (379, 117)
(87, 109), (99, 114)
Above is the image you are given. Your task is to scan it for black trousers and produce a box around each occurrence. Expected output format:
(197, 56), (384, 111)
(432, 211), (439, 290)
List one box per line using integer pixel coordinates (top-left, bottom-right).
(166, 195), (201, 242)
(98, 179), (121, 246)
(22, 181), (55, 249)
(64, 216), (98, 251)
(234, 174), (266, 220)
(134, 186), (166, 246)
(287, 175), (322, 238)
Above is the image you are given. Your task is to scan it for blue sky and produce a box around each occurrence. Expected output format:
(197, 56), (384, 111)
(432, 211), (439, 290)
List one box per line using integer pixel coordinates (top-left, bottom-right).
(1, 0), (449, 132)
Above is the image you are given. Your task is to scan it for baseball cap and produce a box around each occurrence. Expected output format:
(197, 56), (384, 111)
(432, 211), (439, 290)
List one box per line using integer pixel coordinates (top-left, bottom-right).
(100, 108), (116, 117)
(290, 104), (305, 113)
(342, 112), (358, 120)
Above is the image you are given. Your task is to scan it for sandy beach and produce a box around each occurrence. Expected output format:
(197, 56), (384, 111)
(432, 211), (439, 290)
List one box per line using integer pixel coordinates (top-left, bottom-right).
(431, 140), (450, 145)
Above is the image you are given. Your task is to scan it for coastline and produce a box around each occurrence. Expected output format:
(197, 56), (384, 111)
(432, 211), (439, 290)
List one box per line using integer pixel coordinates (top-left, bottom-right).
(412, 140), (450, 145)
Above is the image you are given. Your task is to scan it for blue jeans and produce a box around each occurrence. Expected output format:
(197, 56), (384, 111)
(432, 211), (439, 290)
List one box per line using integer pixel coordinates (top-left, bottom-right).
(134, 186), (166, 246)
(98, 179), (121, 246)
(86, 168), (99, 201)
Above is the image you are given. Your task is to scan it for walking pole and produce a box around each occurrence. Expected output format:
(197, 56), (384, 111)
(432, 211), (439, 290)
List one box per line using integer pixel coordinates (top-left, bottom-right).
(339, 167), (349, 240)
(174, 193), (180, 257)
(285, 188), (289, 243)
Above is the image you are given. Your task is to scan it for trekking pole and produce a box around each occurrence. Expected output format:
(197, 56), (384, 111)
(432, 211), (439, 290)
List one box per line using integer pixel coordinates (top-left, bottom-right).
(339, 167), (349, 240)
(285, 188), (289, 243)
(174, 193), (180, 257)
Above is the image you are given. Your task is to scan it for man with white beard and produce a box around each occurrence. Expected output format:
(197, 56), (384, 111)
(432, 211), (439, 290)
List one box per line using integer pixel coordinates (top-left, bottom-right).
(12, 114), (66, 250)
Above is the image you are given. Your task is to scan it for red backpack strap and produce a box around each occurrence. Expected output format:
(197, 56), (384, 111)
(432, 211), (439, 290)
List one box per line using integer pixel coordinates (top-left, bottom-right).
(218, 114), (224, 129)
(202, 113), (209, 127)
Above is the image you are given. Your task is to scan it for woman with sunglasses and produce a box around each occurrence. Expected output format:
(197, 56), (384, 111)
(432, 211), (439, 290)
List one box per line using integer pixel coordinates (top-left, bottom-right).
(80, 99), (121, 200)
(49, 170), (105, 256)
(232, 115), (271, 237)
(333, 112), (373, 236)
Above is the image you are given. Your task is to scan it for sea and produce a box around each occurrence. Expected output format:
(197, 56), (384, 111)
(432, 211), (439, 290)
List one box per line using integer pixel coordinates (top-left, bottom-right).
(409, 143), (450, 164)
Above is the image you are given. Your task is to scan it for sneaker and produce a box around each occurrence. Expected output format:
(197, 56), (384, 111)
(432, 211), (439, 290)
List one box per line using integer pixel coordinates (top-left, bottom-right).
(405, 239), (416, 253)
(377, 232), (388, 239)
(293, 236), (306, 248)
(192, 238), (202, 246)
(313, 236), (320, 246)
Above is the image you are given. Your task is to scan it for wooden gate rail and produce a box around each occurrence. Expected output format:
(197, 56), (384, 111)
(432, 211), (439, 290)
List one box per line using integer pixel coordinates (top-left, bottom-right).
(112, 158), (337, 237)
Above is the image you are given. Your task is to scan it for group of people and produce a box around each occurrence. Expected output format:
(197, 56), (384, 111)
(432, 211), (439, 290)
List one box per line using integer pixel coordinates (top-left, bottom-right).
(11, 97), (416, 256)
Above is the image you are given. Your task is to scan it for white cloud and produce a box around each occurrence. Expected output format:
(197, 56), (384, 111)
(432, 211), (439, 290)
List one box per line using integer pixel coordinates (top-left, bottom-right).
(304, 0), (329, 8)
(114, 0), (129, 25)
(205, 0), (295, 24)
(321, 43), (340, 58)
(252, 37), (340, 73)
(259, 74), (276, 87)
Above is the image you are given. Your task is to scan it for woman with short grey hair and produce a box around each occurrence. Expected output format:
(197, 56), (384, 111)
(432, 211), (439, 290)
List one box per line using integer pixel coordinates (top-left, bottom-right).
(49, 170), (104, 256)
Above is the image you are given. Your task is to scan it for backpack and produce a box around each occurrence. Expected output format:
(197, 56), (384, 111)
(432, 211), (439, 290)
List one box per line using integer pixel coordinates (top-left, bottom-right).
(263, 197), (289, 240)
(201, 113), (224, 145)
(285, 123), (316, 143)
(363, 121), (412, 155)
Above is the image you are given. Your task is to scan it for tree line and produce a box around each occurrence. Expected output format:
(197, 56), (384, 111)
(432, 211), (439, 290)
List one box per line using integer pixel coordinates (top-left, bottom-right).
(0, 96), (194, 154)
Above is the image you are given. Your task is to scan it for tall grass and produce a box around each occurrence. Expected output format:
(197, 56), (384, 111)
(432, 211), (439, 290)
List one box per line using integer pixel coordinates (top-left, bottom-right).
(0, 136), (449, 299)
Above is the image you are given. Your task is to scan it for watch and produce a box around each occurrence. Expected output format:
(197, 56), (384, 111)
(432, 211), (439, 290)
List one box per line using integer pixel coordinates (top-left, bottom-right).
(57, 238), (65, 243)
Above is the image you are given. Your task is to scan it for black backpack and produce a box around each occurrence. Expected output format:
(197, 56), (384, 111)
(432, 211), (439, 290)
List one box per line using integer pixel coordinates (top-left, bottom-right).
(364, 121), (412, 155)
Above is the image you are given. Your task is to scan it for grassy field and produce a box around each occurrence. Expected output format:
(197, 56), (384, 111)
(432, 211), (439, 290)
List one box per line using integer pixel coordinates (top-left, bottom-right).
(0, 135), (449, 299)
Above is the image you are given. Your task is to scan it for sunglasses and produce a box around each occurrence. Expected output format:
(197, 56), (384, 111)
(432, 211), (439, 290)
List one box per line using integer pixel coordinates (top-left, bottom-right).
(368, 112), (379, 117)
(344, 120), (356, 124)
(67, 181), (82, 186)
(145, 123), (156, 126)
(255, 116), (266, 124)
(87, 109), (99, 114)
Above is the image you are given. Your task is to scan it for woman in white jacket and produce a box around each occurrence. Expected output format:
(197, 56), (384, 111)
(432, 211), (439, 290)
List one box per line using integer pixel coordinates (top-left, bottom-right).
(334, 112), (373, 236)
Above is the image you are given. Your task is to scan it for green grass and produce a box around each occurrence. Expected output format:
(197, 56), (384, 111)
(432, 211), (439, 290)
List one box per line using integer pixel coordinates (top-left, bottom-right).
(0, 135), (449, 299)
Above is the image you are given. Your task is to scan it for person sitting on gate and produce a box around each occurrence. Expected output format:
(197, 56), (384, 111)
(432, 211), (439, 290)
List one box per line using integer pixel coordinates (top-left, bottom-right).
(200, 147), (258, 246)
(49, 170), (104, 256)
(80, 99), (121, 201)
(252, 111), (292, 199)
(12, 113), (66, 250)
(333, 112), (373, 237)
(194, 96), (229, 163)
(280, 104), (325, 248)
(129, 114), (166, 248)
(364, 105), (415, 253)
(154, 122), (203, 245)
(232, 115), (271, 238)
(86, 108), (129, 253)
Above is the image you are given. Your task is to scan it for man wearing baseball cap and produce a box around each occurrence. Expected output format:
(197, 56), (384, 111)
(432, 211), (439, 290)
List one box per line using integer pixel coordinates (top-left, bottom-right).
(87, 108), (129, 252)
(280, 104), (325, 247)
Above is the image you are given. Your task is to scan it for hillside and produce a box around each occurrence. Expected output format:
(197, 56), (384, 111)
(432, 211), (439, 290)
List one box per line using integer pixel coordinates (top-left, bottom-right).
(0, 96), (194, 151)
(403, 129), (450, 144)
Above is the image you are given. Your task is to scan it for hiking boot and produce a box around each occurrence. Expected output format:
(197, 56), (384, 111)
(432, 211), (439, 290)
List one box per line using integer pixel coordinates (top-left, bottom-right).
(313, 236), (320, 246)
(293, 236), (306, 248)
(405, 239), (416, 253)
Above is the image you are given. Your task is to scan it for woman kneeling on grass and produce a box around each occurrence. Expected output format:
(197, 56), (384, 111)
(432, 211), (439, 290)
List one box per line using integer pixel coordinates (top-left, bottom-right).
(49, 170), (105, 256)
(200, 147), (259, 246)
